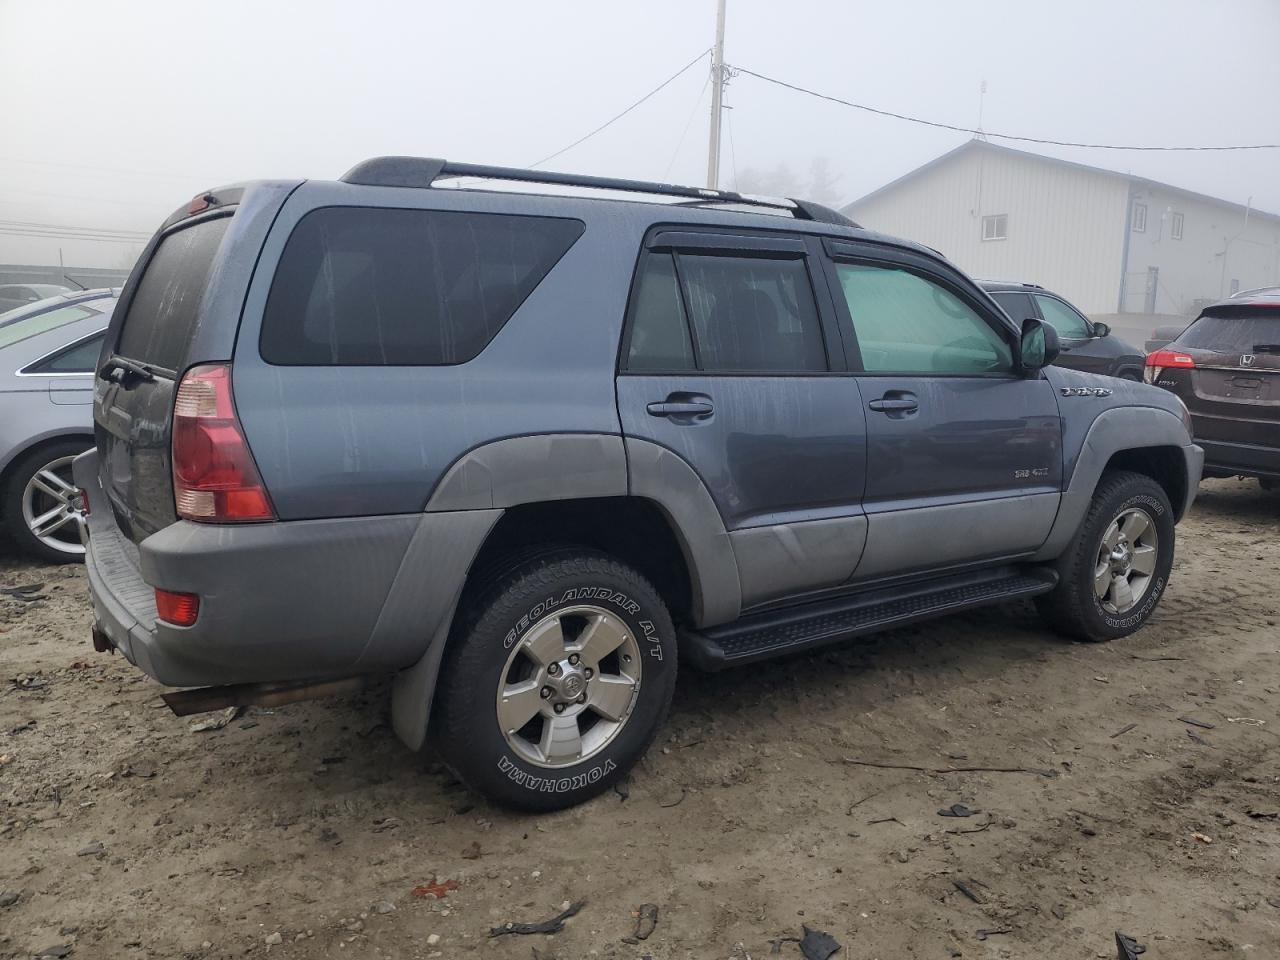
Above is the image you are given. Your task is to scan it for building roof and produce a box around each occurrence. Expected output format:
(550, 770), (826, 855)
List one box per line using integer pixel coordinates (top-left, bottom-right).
(842, 139), (1280, 223)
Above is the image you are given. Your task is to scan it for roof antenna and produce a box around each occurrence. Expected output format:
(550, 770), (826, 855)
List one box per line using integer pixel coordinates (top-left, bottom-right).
(975, 79), (988, 142)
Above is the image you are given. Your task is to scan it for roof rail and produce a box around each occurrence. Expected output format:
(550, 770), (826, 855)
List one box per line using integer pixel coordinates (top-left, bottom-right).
(339, 156), (859, 228)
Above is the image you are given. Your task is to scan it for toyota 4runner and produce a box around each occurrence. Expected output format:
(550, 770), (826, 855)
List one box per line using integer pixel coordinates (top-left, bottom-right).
(76, 158), (1203, 810)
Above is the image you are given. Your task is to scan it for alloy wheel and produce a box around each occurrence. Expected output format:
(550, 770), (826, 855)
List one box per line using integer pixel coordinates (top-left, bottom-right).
(1094, 507), (1158, 614)
(21, 455), (86, 557)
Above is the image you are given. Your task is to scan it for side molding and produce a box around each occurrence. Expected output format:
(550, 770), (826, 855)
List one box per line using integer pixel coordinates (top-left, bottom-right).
(427, 434), (627, 511)
(624, 438), (741, 627)
(1034, 406), (1195, 562)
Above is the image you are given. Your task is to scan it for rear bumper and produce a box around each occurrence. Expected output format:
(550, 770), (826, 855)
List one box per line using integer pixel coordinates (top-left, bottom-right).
(1198, 438), (1280, 480)
(74, 450), (500, 688)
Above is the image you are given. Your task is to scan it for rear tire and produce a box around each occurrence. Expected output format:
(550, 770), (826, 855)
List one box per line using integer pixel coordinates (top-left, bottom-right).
(431, 548), (676, 811)
(1036, 470), (1174, 642)
(3, 439), (91, 564)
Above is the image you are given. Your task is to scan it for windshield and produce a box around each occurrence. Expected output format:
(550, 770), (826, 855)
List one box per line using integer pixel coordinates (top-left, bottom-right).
(0, 298), (113, 349)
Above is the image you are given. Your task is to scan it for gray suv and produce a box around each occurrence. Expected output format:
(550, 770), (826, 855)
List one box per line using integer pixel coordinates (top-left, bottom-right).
(77, 158), (1203, 810)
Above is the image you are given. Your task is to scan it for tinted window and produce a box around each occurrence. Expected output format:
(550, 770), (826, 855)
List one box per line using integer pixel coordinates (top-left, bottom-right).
(625, 254), (694, 371)
(835, 263), (1012, 374)
(260, 207), (584, 366)
(1177, 309), (1280, 353)
(989, 291), (1035, 322)
(0, 304), (101, 348)
(676, 254), (826, 372)
(1034, 294), (1093, 339)
(27, 332), (106, 373)
(117, 216), (231, 370)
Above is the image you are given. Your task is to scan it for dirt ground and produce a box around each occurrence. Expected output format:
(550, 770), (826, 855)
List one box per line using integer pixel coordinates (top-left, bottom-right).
(2, 479), (1279, 960)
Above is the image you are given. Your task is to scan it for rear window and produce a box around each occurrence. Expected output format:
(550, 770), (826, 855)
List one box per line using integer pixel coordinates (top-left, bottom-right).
(259, 207), (584, 366)
(1176, 309), (1280, 353)
(116, 216), (231, 371)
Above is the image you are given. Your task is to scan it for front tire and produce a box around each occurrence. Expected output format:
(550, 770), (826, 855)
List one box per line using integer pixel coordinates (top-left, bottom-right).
(1036, 470), (1175, 642)
(432, 549), (676, 811)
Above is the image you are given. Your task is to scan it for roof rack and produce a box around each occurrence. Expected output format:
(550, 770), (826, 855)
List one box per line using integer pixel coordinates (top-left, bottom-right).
(339, 156), (859, 228)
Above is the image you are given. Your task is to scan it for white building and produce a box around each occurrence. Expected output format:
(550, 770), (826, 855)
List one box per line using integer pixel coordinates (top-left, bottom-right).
(843, 140), (1280, 316)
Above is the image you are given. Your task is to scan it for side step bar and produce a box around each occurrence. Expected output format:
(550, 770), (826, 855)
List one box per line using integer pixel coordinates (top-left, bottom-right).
(681, 567), (1058, 671)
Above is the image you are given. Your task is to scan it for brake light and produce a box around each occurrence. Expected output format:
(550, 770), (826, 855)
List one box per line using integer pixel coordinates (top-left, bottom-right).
(172, 363), (275, 522)
(155, 588), (200, 627)
(1144, 349), (1195, 384)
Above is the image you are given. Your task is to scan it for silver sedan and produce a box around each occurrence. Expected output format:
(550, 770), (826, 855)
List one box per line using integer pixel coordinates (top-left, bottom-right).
(0, 290), (117, 561)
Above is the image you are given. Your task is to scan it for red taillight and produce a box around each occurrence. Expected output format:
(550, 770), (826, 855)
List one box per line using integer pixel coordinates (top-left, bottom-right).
(172, 363), (274, 522)
(1144, 349), (1195, 384)
(155, 588), (200, 627)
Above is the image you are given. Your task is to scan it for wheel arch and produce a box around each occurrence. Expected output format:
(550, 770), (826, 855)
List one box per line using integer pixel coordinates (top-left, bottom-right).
(0, 429), (95, 498)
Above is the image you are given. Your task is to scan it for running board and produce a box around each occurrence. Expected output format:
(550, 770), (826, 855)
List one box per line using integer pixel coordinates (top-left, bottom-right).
(681, 567), (1058, 671)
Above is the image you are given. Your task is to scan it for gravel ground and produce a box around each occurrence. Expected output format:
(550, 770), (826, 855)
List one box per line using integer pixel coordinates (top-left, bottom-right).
(2, 478), (1278, 960)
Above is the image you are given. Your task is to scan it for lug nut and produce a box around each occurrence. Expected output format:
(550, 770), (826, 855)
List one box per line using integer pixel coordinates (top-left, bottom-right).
(548, 663), (561, 676)
(577, 694), (587, 704)
(554, 703), (566, 714)
(540, 687), (553, 699)
(568, 653), (580, 666)
(583, 667), (594, 679)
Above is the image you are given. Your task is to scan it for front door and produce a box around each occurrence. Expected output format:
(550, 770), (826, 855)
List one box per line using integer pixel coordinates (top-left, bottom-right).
(616, 230), (868, 609)
(822, 241), (1063, 582)
(1033, 292), (1110, 376)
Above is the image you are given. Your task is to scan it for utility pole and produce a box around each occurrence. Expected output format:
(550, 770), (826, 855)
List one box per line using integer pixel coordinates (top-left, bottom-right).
(706, 0), (727, 189)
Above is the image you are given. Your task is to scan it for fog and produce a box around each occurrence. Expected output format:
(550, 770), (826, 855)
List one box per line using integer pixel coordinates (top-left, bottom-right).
(2, 0), (1277, 269)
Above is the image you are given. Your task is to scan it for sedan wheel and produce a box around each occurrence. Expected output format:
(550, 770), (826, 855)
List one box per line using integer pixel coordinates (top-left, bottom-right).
(19, 453), (86, 558)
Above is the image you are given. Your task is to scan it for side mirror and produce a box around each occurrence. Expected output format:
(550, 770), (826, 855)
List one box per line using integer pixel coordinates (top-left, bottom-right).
(1092, 321), (1111, 338)
(1020, 318), (1060, 372)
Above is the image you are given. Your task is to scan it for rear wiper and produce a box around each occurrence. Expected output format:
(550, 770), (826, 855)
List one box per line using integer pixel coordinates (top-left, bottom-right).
(1251, 343), (1280, 353)
(99, 356), (156, 383)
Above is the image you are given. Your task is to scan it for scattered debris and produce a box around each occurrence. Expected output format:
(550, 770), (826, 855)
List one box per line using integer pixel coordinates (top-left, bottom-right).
(188, 706), (242, 733)
(461, 841), (482, 860)
(1186, 729), (1211, 747)
(489, 900), (585, 938)
(0, 753), (12, 767)
(33, 945), (72, 959)
(846, 787), (889, 815)
(411, 878), (459, 899)
(1246, 808), (1278, 820)
(1051, 905), (1066, 920)
(839, 758), (1056, 778)
(0, 583), (45, 600)
(975, 926), (1011, 941)
(1227, 717), (1265, 725)
(938, 803), (974, 818)
(76, 841), (105, 858)
(1191, 832), (1213, 844)
(1178, 716), (1216, 730)
(1110, 723), (1137, 739)
(1094, 676), (1110, 683)
(659, 788), (686, 808)
(372, 900), (396, 914)
(0, 890), (19, 907)
(866, 816), (903, 826)
(1115, 931), (1146, 958)
(952, 879), (985, 904)
(264, 931), (283, 945)
(944, 818), (993, 836)
(799, 925), (841, 960)
(371, 817), (401, 833)
(614, 777), (631, 802)
(1128, 653), (1185, 662)
(9, 674), (49, 692)
(8, 719), (36, 735)
(625, 903), (658, 942)
(770, 935), (802, 954)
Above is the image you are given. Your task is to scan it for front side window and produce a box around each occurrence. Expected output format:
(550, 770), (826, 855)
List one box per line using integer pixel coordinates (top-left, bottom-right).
(981, 214), (1008, 241)
(989, 290), (1036, 323)
(261, 208), (584, 366)
(1132, 202), (1147, 232)
(835, 263), (1012, 375)
(1033, 294), (1094, 339)
(678, 253), (827, 373)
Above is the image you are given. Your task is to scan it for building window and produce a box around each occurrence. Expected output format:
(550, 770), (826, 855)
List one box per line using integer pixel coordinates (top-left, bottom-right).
(1171, 212), (1184, 240)
(1132, 202), (1147, 233)
(981, 214), (1008, 241)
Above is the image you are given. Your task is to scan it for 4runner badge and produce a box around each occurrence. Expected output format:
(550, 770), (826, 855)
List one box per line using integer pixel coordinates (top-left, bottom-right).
(1060, 386), (1112, 398)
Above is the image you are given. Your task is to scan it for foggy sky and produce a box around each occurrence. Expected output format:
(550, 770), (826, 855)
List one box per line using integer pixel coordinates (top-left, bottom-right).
(2, 0), (1277, 268)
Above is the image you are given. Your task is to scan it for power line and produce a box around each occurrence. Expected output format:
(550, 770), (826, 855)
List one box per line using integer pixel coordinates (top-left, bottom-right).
(733, 65), (1280, 152)
(0, 218), (150, 238)
(664, 74), (711, 180)
(527, 49), (711, 169)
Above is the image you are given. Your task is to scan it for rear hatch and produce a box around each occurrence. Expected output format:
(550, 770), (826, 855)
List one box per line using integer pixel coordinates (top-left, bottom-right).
(1160, 303), (1280, 447)
(95, 213), (233, 543)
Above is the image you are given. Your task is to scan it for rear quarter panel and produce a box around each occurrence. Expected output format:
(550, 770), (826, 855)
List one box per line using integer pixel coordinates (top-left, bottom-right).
(231, 183), (644, 519)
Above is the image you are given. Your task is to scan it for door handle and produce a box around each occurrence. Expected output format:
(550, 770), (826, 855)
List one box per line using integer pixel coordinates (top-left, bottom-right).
(868, 396), (918, 413)
(647, 399), (714, 418)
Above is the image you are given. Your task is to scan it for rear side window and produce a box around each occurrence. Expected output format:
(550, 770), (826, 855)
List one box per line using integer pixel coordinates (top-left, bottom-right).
(625, 254), (695, 372)
(117, 216), (230, 371)
(260, 207), (584, 366)
(25, 332), (106, 373)
(989, 291), (1034, 323)
(1177, 310), (1280, 353)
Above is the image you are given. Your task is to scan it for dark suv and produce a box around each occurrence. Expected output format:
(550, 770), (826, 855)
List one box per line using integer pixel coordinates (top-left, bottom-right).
(982, 281), (1145, 381)
(76, 158), (1202, 810)
(1146, 293), (1280, 488)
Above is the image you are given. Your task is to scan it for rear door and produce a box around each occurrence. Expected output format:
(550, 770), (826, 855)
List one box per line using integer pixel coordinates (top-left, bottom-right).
(1165, 305), (1280, 451)
(823, 240), (1062, 581)
(95, 214), (233, 542)
(617, 228), (869, 607)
